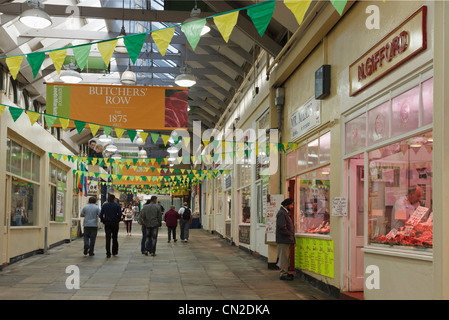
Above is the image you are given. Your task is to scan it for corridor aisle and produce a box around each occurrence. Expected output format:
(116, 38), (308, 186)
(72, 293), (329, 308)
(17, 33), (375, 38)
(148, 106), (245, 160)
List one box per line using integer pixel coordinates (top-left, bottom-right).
(0, 223), (332, 300)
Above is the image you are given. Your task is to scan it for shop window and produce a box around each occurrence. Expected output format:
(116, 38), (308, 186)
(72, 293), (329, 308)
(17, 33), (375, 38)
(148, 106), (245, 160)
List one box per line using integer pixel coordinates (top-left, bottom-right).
(10, 177), (38, 226)
(421, 78), (433, 126)
(298, 166), (330, 234)
(391, 85), (420, 137)
(319, 132), (331, 164)
(308, 139), (319, 168)
(239, 186), (251, 223)
(345, 113), (366, 154)
(6, 138), (40, 184)
(296, 144), (308, 172)
(368, 131), (433, 249)
(368, 101), (390, 145)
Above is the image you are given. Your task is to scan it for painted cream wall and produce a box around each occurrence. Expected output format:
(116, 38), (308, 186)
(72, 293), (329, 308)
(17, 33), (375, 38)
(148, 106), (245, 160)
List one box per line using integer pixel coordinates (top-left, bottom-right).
(0, 93), (75, 264)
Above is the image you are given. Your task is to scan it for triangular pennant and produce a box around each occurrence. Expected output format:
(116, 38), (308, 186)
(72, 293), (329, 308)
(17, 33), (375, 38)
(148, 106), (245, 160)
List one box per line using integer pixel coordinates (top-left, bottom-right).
(0, 105), (6, 118)
(161, 134), (170, 146)
(26, 51), (46, 79)
(26, 111), (40, 126)
(330, 0), (347, 16)
(284, 0), (312, 25)
(74, 120), (86, 134)
(115, 127), (125, 140)
(72, 44), (91, 71)
(97, 39), (118, 68)
(44, 114), (57, 128)
(89, 123), (100, 137)
(9, 107), (23, 122)
(124, 33), (147, 64)
(49, 49), (67, 74)
(127, 129), (137, 142)
(151, 27), (175, 56)
(181, 19), (206, 50)
(140, 132), (149, 144)
(247, 0), (276, 37)
(59, 118), (70, 130)
(213, 11), (239, 43)
(6, 56), (24, 80)
(151, 132), (159, 144)
(184, 137), (191, 148)
(103, 125), (112, 137)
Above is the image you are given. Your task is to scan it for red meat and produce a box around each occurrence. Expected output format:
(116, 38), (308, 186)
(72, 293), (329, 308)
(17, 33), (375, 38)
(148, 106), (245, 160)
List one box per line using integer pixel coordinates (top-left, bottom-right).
(165, 90), (188, 128)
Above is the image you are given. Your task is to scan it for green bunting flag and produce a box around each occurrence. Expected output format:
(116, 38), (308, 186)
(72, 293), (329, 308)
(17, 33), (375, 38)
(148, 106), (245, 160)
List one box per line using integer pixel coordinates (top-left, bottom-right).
(9, 107), (23, 122)
(151, 132), (159, 144)
(247, 0), (276, 37)
(124, 33), (147, 64)
(103, 125), (112, 137)
(127, 129), (138, 143)
(330, 0), (347, 15)
(44, 114), (57, 128)
(181, 19), (206, 50)
(26, 52), (46, 79)
(74, 120), (86, 134)
(73, 44), (91, 71)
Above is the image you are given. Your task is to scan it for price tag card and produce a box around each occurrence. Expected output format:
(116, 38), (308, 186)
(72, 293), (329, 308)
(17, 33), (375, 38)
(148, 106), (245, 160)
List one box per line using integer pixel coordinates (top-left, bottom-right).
(386, 228), (398, 240)
(406, 206), (428, 226)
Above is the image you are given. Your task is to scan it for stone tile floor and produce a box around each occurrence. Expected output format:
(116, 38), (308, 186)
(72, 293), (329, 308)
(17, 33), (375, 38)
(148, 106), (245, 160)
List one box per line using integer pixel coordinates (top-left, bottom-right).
(0, 223), (333, 301)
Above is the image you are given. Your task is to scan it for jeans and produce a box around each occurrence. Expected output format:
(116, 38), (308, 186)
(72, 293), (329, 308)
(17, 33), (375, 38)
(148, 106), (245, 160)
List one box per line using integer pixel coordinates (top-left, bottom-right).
(104, 222), (119, 256)
(83, 226), (98, 255)
(167, 226), (177, 241)
(145, 226), (159, 254)
(141, 225), (146, 253)
(179, 219), (190, 240)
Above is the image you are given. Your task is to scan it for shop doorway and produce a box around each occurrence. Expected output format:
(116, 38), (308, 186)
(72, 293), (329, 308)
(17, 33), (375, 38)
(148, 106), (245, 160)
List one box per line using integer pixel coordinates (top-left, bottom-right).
(348, 155), (364, 291)
(288, 178), (295, 271)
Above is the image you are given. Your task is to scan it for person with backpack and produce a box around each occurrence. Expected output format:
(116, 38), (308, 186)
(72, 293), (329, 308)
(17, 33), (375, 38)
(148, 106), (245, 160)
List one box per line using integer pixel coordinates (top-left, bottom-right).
(178, 202), (192, 242)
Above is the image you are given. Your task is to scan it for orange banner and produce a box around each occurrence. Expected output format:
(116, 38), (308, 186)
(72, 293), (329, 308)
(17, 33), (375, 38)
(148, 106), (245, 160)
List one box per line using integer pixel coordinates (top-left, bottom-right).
(46, 83), (188, 130)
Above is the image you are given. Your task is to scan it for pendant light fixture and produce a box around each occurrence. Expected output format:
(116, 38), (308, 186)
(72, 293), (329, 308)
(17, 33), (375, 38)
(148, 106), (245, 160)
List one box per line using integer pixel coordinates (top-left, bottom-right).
(120, 60), (136, 85)
(115, 0), (128, 54)
(60, 63), (83, 83)
(174, 67), (196, 87)
(19, 0), (52, 29)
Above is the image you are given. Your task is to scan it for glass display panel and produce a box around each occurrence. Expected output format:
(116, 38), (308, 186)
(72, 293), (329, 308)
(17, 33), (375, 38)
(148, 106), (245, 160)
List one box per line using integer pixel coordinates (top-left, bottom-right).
(421, 77), (433, 126)
(10, 140), (22, 177)
(368, 131), (433, 249)
(308, 139), (319, 168)
(345, 113), (366, 154)
(319, 132), (331, 164)
(296, 144), (308, 172)
(10, 177), (38, 226)
(391, 85), (420, 138)
(240, 186), (251, 223)
(368, 101), (390, 145)
(22, 147), (32, 180)
(298, 167), (330, 234)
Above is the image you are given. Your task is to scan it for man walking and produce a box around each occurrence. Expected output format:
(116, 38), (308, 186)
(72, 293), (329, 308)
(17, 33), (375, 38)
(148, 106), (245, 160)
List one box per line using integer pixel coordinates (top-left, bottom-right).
(276, 198), (295, 281)
(164, 205), (181, 243)
(178, 202), (192, 242)
(100, 194), (122, 258)
(80, 196), (101, 256)
(139, 196), (162, 256)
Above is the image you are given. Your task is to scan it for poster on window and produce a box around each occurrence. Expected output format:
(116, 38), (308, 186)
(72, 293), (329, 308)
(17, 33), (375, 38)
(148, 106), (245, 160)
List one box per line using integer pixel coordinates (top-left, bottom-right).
(56, 181), (64, 222)
(265, 194), (285, 242)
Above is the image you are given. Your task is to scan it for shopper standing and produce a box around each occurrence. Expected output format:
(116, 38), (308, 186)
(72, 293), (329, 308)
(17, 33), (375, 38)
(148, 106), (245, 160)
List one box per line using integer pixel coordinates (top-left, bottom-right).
(100, 194), (122, 258)
(276, 198), (295, 281)
(123, 204), (134, 236)
(80, 196), (101, 256)
(164, 205), (181, 243)
(139, 196), (162, 256)
(178, 202), (192, 242)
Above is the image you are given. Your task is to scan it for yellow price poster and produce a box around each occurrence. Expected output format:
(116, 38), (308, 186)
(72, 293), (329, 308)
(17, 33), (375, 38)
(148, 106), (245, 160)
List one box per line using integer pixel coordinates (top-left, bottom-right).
(295, 237), (334, 278)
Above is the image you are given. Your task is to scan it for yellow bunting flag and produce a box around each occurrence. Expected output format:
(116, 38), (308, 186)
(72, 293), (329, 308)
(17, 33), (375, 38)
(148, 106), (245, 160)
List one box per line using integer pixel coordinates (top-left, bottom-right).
(59, 118), (70, 130)
(89, 123), (100, 137)
(184, 137), (191, 148)
(213, 11), (239, 43)
(26, 111), (40, 126)
(115, 127), (125, 140)
(139, 132), (149, 144)
(283, 0), (312, 26)
(97, 39), (118, 67)
(49, 49), (67, 74)
(0, 105), (7, 118)
(6, 56), (23, 80)
(161, 134), (170, 146)
(152, 27), (175, 56)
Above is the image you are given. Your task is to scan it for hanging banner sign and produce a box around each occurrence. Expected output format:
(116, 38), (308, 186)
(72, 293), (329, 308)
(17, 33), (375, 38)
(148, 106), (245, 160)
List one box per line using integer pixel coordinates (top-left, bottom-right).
(46, 83), (188, 130)
(349, 6), (427, 96)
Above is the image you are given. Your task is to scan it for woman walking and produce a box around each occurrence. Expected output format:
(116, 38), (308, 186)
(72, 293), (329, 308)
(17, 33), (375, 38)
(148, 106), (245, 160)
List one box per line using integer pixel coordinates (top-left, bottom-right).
(123, 204), (134, 236)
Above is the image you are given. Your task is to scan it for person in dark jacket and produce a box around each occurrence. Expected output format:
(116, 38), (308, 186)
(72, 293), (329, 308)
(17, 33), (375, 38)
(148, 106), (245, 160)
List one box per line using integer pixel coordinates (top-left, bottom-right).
(138, 196), (162, 256)
(276, 198), (295, 280)
(164, 205), (181, 243)
(100, 194), (122, 258)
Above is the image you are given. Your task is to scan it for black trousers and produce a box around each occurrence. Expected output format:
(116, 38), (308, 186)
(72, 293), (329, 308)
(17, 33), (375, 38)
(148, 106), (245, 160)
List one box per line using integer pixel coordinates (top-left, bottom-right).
(104, 222), (119, 256)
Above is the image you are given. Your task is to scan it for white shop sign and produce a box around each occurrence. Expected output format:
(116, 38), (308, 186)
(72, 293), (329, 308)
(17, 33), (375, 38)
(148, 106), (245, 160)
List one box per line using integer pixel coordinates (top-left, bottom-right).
(290, 97), (321, 141)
